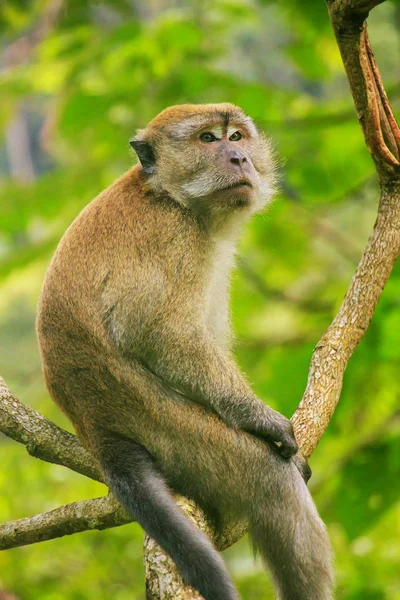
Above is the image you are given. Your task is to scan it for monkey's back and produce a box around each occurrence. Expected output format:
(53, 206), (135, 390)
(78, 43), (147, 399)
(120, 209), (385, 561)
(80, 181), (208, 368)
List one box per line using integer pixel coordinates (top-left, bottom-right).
(37, 168), (231, 483)
(38, 166), (200, 398)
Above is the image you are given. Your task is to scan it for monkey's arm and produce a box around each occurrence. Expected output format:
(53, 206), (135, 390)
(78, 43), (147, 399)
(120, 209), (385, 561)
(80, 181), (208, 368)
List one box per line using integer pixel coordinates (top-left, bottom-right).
(135, 320), (297, 458)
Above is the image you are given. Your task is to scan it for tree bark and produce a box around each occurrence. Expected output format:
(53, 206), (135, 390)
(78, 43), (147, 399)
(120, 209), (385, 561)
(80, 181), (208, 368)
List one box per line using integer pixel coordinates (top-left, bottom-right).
(292, 183), (400, 457)
(0, 495), (130, 550)
(0, 376), (101, 483)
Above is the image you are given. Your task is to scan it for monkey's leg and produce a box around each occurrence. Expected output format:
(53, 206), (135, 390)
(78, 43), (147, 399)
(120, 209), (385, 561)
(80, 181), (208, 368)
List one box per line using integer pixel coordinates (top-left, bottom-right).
(97, 435), (239, 600)
(58, 363), (332, 600)
(249, 460), (334, 600)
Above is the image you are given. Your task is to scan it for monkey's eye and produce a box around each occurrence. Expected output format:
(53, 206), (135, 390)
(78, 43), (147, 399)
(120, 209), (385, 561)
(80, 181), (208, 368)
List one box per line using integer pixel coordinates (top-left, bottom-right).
(229, 131), (243, 141)
(200, 132), (217, 143)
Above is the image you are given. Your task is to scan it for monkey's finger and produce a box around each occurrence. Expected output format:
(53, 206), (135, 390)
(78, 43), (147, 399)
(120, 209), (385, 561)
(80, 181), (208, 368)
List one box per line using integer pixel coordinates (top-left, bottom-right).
(269, 417), (298, 459)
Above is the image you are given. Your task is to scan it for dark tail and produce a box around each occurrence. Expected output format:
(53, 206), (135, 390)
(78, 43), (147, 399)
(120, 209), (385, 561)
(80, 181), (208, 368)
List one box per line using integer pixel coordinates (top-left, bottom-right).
(98, 435), (239, 600)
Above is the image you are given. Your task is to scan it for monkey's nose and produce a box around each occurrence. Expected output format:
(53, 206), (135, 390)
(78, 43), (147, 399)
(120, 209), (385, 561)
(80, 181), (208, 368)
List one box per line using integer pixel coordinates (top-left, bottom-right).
(230, 151), (247, 166)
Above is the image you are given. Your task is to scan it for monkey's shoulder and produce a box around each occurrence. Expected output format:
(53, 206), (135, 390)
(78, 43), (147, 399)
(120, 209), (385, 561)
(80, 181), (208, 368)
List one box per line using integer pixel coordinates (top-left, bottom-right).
(59, 167), (204, 261)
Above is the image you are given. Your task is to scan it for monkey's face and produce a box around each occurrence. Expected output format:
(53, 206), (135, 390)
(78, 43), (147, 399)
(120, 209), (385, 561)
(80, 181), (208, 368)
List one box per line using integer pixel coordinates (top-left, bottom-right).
(131, 104), (277, 217)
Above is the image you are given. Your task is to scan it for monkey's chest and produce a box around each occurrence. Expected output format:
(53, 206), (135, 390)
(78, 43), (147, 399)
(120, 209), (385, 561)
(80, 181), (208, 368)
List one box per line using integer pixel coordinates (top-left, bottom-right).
(203, 241), (235, 348)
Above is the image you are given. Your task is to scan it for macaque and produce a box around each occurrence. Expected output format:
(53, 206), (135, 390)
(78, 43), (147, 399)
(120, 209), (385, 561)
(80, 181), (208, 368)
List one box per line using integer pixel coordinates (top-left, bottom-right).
(37, 103), (333, 600)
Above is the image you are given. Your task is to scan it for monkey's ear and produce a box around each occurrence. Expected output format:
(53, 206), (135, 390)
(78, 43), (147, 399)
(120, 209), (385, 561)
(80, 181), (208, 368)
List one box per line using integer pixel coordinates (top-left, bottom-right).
(130, 139), (156, 175)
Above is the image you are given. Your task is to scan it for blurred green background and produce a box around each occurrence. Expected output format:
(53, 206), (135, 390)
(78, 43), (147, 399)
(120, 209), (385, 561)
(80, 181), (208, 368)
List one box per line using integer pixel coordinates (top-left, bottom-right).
(1, 0), (400, 598)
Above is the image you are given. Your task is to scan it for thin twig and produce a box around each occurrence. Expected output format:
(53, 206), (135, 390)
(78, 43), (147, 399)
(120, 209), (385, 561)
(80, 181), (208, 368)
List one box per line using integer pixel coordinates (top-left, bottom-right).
(0, 496), (131, 550)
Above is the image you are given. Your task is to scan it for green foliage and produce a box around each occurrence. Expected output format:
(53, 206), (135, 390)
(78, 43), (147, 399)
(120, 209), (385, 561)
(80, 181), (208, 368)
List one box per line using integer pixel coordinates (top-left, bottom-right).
(1, 1), (400, 599)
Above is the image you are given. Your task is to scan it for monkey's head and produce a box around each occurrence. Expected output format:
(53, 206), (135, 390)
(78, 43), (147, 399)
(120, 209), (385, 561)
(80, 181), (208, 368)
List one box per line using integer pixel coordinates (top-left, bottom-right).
(130, 103), (277, 218)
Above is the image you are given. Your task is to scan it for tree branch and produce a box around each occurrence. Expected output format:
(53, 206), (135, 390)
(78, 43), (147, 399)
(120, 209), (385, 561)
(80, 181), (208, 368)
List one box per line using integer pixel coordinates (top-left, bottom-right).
(0, 376), (102, 483)
(292, 183), (400, 457)
(0, 496), (131, 550)
(291, 0), (400, 459)
(326, 0), (400, 177)
(0, 376), (136, 549)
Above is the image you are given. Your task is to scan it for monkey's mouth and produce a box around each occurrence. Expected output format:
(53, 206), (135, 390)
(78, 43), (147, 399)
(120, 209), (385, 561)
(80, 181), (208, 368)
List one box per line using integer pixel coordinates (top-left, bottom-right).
(221, 181), (253, 192)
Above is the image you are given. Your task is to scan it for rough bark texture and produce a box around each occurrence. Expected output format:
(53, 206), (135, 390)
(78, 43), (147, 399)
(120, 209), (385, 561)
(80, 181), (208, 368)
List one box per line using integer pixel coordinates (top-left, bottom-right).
(1, 1), (399, 598)
(292, 184), (400, 457)
(144, 499), (209, 600)
(0, 376), (102, 483)
(0, 495), (130, 550)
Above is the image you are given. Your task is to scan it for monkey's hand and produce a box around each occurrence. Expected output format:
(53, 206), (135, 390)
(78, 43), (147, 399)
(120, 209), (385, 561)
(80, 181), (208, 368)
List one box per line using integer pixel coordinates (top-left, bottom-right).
(133, 319), (298, 459)
(239, 406), (298, 459)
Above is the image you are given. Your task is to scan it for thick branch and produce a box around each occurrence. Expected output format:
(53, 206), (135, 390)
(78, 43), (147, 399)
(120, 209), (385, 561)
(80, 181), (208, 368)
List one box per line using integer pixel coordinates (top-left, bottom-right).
(292, 183), (400, 457)
(326, 0), (400, 177)
(288, 0), (400, 461)
(0, 376), (102, 483)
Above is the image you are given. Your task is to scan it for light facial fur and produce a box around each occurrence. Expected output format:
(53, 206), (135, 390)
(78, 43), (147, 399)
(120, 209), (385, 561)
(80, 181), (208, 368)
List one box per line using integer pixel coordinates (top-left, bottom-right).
(132, 103), (277, 217)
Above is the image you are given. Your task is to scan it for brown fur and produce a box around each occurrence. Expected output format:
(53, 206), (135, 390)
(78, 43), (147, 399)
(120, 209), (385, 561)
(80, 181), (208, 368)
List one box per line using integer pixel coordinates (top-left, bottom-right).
(37, 104), (333, 600)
